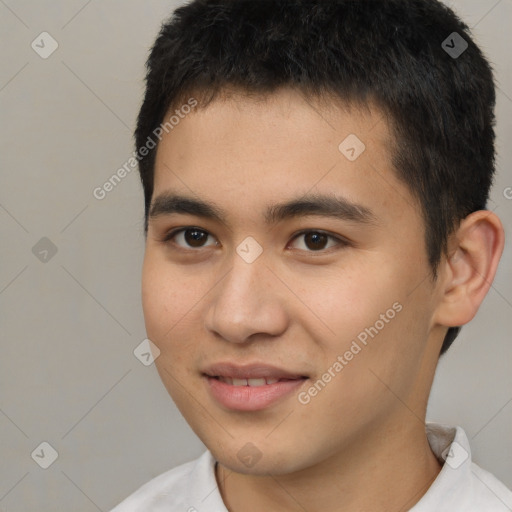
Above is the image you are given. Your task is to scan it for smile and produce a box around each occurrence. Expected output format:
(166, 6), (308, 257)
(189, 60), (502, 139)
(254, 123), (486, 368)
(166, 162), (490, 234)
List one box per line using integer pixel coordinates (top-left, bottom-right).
(204, 375), (307, 411)
(213, 376), (292, 386)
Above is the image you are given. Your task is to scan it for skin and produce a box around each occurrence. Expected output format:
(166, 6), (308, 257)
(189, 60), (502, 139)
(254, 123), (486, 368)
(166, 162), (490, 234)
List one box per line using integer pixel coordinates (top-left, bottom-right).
(141, 87), (504, 511)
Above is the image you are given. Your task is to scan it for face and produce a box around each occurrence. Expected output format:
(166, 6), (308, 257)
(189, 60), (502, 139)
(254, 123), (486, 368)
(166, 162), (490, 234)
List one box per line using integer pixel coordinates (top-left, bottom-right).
(142, 88), (444, 475)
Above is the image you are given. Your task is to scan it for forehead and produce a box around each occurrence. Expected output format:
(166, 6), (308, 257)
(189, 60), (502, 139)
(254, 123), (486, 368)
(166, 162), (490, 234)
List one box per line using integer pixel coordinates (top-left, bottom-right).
(152, 88), (418, 229)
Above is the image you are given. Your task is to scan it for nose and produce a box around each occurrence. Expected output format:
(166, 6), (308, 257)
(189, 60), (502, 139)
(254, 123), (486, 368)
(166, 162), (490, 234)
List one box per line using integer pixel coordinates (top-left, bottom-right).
(203, 253), (289, 344)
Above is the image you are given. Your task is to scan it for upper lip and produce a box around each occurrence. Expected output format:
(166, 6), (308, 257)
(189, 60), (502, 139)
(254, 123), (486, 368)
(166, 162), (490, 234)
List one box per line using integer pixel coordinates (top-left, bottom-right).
(203, 362), (307, 380)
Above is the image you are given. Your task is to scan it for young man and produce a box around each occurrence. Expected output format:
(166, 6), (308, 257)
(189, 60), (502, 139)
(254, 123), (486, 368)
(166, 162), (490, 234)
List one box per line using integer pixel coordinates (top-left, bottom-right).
(112, 0), (512, 510)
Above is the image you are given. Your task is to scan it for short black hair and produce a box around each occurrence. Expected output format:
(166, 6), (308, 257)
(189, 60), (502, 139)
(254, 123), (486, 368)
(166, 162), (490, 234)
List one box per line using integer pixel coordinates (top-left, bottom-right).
(135, 0), (496, 355)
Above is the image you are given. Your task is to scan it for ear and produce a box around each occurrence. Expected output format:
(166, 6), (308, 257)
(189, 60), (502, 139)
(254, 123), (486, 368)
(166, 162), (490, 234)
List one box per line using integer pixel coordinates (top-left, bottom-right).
(433, 210), (505, 328)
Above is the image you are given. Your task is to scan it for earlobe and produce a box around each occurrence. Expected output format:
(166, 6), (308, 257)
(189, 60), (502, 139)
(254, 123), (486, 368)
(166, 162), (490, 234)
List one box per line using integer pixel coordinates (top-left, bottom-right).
(433, 210), (505, 328)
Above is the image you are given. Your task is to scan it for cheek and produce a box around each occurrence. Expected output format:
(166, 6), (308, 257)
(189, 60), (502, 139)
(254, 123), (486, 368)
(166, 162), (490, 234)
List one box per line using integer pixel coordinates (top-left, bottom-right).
(141, 254), (200, 348)
(299, 256), (428, 390)
(297, 262), (398, 345)
(141, 255), (205, 403)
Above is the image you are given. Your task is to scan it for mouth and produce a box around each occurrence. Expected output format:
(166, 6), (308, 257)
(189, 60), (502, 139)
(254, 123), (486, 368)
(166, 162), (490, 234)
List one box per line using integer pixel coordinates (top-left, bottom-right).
(202, 362), (308, 411)
(203, 361), (308, 380)
(210, 376), (303, 386)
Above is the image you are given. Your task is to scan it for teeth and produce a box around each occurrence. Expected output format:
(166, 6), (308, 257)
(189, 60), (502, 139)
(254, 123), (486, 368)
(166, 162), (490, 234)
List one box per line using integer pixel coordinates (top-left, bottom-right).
(216, 376), (281, 386)
(247, 378), (266, 387)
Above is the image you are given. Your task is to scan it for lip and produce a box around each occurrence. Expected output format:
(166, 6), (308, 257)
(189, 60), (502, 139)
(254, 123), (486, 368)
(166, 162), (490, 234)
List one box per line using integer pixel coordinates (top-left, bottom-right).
(202, 362), (308, 411)
(204, 375), (307, 411)
(202, 362), (307, 380)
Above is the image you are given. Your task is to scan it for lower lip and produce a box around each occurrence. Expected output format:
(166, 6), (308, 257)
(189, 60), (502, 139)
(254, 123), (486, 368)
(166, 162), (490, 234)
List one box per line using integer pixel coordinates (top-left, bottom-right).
(204, 376), (307, 411)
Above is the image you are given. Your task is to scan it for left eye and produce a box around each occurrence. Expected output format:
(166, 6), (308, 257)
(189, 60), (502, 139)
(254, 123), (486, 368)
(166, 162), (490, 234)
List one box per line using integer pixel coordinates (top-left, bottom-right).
(289, 231), (343, 252)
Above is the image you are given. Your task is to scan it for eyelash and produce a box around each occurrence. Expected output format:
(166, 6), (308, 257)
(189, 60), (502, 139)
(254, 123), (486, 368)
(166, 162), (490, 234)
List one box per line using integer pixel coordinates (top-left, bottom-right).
(159, 227), (349, 254)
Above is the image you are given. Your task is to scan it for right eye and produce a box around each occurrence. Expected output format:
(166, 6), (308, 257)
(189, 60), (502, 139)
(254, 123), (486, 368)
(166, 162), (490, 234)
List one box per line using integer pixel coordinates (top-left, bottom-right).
(161, 227), (219, 250)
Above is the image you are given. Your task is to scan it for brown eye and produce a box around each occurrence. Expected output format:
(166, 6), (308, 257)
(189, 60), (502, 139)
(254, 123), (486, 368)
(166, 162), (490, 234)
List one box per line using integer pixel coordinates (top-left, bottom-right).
(163, 227), (218, 249)
(184, 229), (209, 247)
(289, 230), (345, 252)
(305, 232), (329, 250)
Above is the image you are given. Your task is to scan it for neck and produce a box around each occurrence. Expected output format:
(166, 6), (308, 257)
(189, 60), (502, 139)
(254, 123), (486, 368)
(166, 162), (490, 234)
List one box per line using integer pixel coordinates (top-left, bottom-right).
(215, 418), (442, 512)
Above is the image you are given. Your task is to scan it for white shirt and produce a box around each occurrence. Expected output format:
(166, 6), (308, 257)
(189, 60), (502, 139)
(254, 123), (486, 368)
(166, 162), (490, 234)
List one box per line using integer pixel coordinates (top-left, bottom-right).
(110, 423), (512, 511)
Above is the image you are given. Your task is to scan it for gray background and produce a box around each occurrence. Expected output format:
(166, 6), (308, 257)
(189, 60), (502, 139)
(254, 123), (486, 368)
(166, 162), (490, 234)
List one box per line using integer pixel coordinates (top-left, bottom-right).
(0, 0), (511, 510)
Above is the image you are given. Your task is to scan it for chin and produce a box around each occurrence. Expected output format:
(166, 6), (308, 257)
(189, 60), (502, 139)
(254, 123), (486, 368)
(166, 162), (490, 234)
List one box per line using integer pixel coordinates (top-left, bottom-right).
(206, 436), (312, 477)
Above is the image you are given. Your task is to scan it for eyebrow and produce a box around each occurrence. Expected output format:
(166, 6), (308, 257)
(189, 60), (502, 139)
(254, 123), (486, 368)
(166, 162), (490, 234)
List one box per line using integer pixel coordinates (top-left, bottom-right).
(148, 192), (377, 226)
